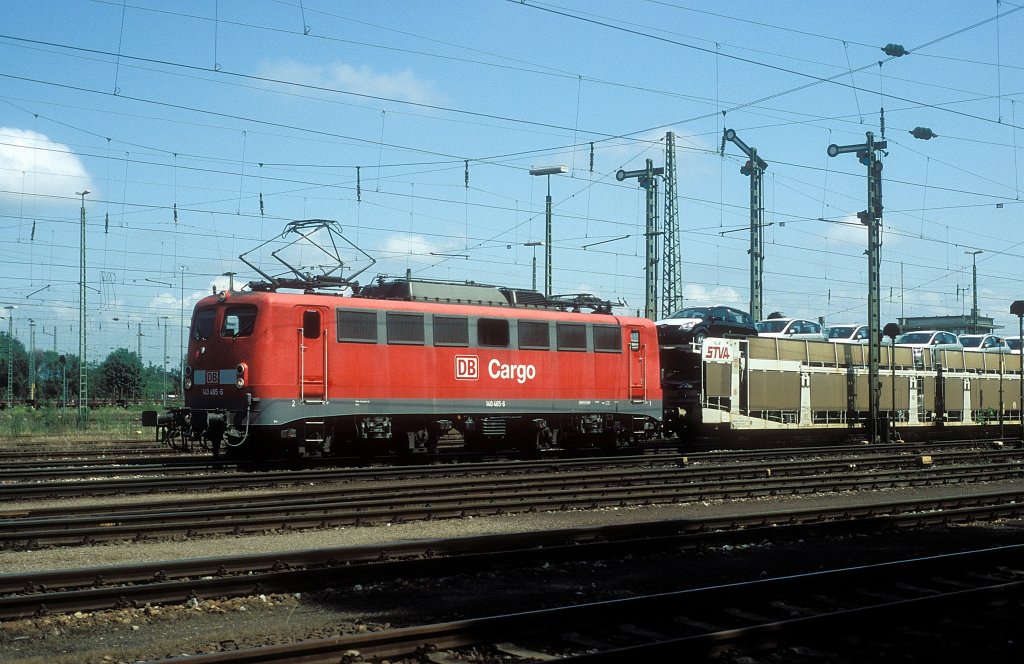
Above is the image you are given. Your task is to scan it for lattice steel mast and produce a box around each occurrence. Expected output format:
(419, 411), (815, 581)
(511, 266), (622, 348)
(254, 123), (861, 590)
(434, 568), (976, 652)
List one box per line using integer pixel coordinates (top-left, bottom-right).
(661, 132), (682, 318)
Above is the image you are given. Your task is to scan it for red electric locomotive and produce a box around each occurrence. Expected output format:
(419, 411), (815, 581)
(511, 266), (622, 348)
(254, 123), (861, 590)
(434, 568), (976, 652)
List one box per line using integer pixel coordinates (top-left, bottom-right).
(150, 276), (662, 459)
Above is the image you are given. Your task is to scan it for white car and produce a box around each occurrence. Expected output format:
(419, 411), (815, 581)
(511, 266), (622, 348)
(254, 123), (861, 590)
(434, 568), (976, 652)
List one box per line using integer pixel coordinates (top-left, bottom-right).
(959, 334), (1012, 353)
(826, 323), (869, 344)
(894, 330), (963, 352)
(755, 317), (827, 341)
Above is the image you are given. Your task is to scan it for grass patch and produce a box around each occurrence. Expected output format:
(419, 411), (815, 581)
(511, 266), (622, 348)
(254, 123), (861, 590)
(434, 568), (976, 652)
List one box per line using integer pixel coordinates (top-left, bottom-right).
(0, 406), (153, 447)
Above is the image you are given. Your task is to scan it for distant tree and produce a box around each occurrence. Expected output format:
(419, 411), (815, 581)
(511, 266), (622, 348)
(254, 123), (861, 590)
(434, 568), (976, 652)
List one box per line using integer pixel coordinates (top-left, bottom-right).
(97, 348), (144, 402)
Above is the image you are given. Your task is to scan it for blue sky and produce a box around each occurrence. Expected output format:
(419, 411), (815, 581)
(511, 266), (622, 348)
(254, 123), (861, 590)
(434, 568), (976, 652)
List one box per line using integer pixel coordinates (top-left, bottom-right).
(1, 0), (1022, 366)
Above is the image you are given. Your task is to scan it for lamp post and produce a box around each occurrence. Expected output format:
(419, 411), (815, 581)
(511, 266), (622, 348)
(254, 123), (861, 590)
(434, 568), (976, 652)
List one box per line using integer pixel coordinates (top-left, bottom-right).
(3, 305), (13, 408)
(179, 265), (186, 399)
(76, 189), (90, 422)
(529, 165), (567, 298)
(524, 242), (543, 292)
(883, 322), (902, 442)
(1011, 300), (1024, 444)
(161, 316), (170, 407)
(965, 250), (983, 333)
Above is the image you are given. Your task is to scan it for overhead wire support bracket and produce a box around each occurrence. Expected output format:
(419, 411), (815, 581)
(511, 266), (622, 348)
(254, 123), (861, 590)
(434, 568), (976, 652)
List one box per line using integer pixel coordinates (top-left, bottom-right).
(722, 128), (768, 321)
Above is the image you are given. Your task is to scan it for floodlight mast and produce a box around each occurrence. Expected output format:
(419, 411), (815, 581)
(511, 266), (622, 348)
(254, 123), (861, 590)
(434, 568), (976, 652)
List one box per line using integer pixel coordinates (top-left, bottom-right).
(529, 165), (567, 298)
(722, 129), (768, 321)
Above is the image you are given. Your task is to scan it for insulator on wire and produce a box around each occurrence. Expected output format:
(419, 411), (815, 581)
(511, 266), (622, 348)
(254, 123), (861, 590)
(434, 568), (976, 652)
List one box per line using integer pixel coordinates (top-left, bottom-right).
(464, 160), (469, 188)
(356, 166), (361, 202)
(259, 192), (264, 217)
(589, 142), (594, 172)
(173, 203), (178, 224)
(910, 127), (937, 140)
(882, 43), (907, 57)
(105, 212), (109, 234)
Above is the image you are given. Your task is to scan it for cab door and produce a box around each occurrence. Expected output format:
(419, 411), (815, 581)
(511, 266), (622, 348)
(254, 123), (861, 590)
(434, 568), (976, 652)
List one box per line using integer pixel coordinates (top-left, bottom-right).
(298, 308), (327, 402)
(628, 328), (647, 401)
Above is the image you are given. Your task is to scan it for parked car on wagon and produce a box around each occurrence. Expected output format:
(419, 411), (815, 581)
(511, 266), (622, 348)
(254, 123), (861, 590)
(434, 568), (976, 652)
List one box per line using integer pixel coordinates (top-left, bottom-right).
(958, 334), (1012, 353)
(755, 317), (827, 341)
(655, 305), (758, 346)
(1006, 336), (1022, 352)
(894, 330), (962, 349)
(826, 323), (870, 344)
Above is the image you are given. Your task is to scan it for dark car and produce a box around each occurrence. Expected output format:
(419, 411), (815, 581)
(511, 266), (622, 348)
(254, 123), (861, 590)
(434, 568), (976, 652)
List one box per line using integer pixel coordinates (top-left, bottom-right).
(655, 305), (758, 345)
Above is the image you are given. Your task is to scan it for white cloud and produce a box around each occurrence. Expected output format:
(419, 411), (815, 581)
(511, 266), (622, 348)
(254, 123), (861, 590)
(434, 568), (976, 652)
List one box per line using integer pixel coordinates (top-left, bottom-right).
(682, 283), (744, 307)
(382, 233), (452, 263)
(257, 59), (443, 106)
(0, 128), (91, 203)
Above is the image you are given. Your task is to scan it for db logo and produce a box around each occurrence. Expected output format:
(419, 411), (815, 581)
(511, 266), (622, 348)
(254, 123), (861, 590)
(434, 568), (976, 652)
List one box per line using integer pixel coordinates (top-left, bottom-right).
(455, 355), (479, 380)
(207, 370), (220, 385)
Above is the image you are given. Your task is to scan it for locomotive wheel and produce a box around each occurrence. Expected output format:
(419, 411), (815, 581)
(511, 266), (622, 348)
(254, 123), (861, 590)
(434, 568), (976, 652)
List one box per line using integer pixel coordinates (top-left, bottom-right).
(164, 429), (188, 452)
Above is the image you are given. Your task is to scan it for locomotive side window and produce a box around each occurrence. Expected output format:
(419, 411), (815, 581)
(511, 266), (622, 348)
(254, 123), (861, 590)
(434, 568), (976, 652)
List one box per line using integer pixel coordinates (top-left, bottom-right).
(478, 318), (510, 348)
(434, 315), (469, 346)
(221, 305), (257, 337)
(302, 310), (321, 340)
(518, 321), (550, 350)
(387, 312), (425, 345)
(593, 325), (623, 353)
(192, 309), (215, 341)
(337, 309), (378, 343)
(556, 323), (587, 351)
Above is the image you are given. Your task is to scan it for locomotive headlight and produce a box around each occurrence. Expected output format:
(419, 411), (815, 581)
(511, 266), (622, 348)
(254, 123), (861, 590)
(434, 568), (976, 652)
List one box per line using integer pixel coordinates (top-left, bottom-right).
(235, 363), (247, 389)
(235, 377), (245, 388)
(184, 377), (193, 390)
(184, 365), (193, 376)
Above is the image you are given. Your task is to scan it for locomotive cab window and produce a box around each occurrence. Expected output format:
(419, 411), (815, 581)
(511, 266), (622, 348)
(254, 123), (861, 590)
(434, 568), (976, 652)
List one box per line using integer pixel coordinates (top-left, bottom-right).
(302, 310), (321, 340)
(556, 322), (587, 351)
(387, 312), (425, 345)
(518, 320), (550, 350)
(337, 309), (378, 343)
(221, 305), (257, 338)
(192, 309), (215, 341)
(593, 325), (623, 353)
(434, 315), (469, 346)
(478, 318), (510, 348)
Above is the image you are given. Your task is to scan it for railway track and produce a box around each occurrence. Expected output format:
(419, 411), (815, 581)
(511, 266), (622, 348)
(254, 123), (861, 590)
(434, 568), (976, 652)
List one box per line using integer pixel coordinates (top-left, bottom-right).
(3, 452), (1023, 550)
(2, 492), (1022, 622)
(129, 543), (1024, 662)
(0, 439), (1018, 499)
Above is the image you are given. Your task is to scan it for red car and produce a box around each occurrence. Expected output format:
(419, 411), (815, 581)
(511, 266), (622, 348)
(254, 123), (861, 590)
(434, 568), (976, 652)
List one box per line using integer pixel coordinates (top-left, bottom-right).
(161, 279), (662, 459)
